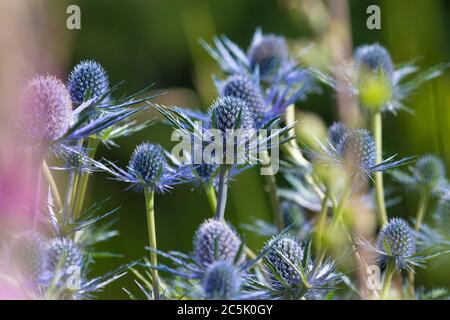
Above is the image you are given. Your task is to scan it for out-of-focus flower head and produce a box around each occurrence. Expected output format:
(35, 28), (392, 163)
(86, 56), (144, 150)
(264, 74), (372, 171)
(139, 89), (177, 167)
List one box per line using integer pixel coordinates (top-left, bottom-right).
(202, 261), (242, 300)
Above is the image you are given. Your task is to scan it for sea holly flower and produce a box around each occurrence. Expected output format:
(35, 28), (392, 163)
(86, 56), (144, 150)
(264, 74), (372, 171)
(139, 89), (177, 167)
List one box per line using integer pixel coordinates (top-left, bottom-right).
(202, 261), (242, 300)
(248, 236), (341, 300)
(47, 238), (83, 282)
(313, 43), (448, 115)
(391, 154), (447, 195)
(319, 126), (412, 176)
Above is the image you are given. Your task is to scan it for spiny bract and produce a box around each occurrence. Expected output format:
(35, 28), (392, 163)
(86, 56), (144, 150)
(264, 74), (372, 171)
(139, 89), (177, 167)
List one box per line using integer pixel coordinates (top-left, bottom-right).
(414, 154), (446, 190)
(25, 75), (72, 142)
(263, 236), (307, 290)
(47, 238), (83, 277)
(12, 232), (48, 283)
(221, 75), (268, 126)
(354, 44), (394, 81)
(210, 96), (255, 132)
(337, 129), (376, 171)
(128, 143), (167, 185)
(202, 261), (241, 300)
(376, 218), (415, 260)
(247, 34), (288, 77)
(193, 219), (243, 269)
(67, 60), (110, 105)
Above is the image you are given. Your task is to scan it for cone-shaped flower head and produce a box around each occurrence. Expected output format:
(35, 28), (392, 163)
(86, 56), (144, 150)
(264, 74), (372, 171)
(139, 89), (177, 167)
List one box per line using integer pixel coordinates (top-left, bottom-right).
(354, 44), (394, 81)
(247, 34), (288, 77)
(128, 143), (167, 187)
(210, 96), (255, 133)
(12, 232), (48, 283)
(263, 236), (309, 290)
(67, 60), (109, 105)
(202, 261), (241, 300)
(376, 218), (415, 267)
(25, 75), (72, 142)
(195, 163), (218, 185)
(193, 219), (243, 269)
(414, 155), (446, 190)
(328, 122), (349, 147)
(221, 75), (268, 126)
(47, 238), (83, 277)
(337, 129), (376, 171)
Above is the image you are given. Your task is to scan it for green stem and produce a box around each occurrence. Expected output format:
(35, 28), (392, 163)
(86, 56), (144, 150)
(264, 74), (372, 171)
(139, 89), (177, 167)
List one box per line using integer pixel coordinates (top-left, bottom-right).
(260, 150), (283, 231)
(42, 160), (63, 212)
(215, 165), (229, 221)
(381, 260), (395, 300)
(204, 184), (217, 213)
(62, 171), (77, 223)
(408, 190), (430, 298)
(144, 189), (160, 300)
(316, 189), (329, 253)
(372, 111), (388, 226)
(73, 138), (100, 218)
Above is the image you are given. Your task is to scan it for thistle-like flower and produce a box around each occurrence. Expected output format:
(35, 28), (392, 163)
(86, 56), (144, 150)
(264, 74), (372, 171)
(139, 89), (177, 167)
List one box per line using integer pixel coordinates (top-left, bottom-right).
(97, 142), (192, 193)
(391, 154), (447, 194)
(47, 238), (83, 281)
(375, 218), (416, 270)
(25, 75), (72, 142)
(247, 34), (288, 78)
(220, 75), (269, 127)
(202, 261), (241, 300)
(210, 96), (255, 133)
(328, 122), (349, 148)
(67, 60), (110, 106)
(12, 232), (48, 284)
(249, 236), (341, 300)
(321, 128), (411, 176)
(193, 219), (244, 270)
(194, 163), (219, 186)
(354, 44), (395, 82)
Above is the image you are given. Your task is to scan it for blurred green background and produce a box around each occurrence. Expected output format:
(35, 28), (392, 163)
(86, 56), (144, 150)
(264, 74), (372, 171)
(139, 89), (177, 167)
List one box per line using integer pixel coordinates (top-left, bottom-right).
(48, 0), (450, 298)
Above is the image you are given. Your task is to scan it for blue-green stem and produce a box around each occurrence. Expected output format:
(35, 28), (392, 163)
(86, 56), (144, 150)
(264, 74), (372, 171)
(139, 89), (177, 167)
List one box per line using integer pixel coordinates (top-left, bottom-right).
(144, 188), (160, 300)
(260, 150), (283, 231)
(381, 260), (395, 300)
(372, 111), (388, 226)
(42, 160), (63, 212)
(62, 170), (79, 224)
(215, 165), (230, 221)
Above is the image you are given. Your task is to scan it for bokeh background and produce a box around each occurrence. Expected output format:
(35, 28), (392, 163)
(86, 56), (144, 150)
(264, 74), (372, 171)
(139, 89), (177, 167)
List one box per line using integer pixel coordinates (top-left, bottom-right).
(1, 0), (449, 299)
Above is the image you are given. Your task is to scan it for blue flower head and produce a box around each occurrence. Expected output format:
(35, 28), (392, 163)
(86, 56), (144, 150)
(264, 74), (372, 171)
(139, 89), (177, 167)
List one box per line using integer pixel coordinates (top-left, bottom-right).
(376, 218), (415, 269)
(354, 44), (395, 82)
(47, 238), (83, 281)
(12, 232), (48, 284)
(67, 60), (110, 105)
(193, 219), (243, 269)
(194, 163), (219, 186)
(129, 143), (167, 186)
(247, 34), (288, 78)
(25, 75), (72, 142)
(221, 75), (268, 127)
(202, 261), (241, 300)
(328, 122), (349, 147)
(210, 96), (255, 132)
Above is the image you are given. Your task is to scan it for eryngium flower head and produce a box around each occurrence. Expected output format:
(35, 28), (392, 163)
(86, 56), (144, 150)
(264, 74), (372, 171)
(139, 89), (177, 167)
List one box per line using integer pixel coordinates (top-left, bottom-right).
(354, 44), (394, 81)
(67, 60), (109, 105)
(221, 75), (268, 126)
(193, 219), (243, 269)
(262, 236), (308, 290)
(47, 238), (83, 277)
(328, 122), (349, 147)
(414, 155), (446, 190)
(376, 218), (415, 268)
(128, 143), (167, 186)
(202, 261), (241, 300)
(195, 163), (218, 185)
(12, 233), (48, 284)
(25, 75), (72, 141)
(210, 96), (255, 132)
(247, 34), (288, 77)
(337, 129), (376, 171)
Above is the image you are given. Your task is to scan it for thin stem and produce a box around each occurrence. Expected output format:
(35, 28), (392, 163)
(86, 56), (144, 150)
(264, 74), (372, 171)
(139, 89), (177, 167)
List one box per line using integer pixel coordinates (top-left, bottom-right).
(372, 111), (388, 226)
(204, 184), (217, 213)
(260, 149), (283, 230)
(32, 164), (43, 230)
(215, 165), (229, 221)
(408, 190), (431, 298)
(316, 189), (330, 253)
(62, 171), (77, 223)
(381, 260), (395, 300)
(73, 138), (100, 218)
(42, 160), (63, 211)
(144, 189), (160, 300)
